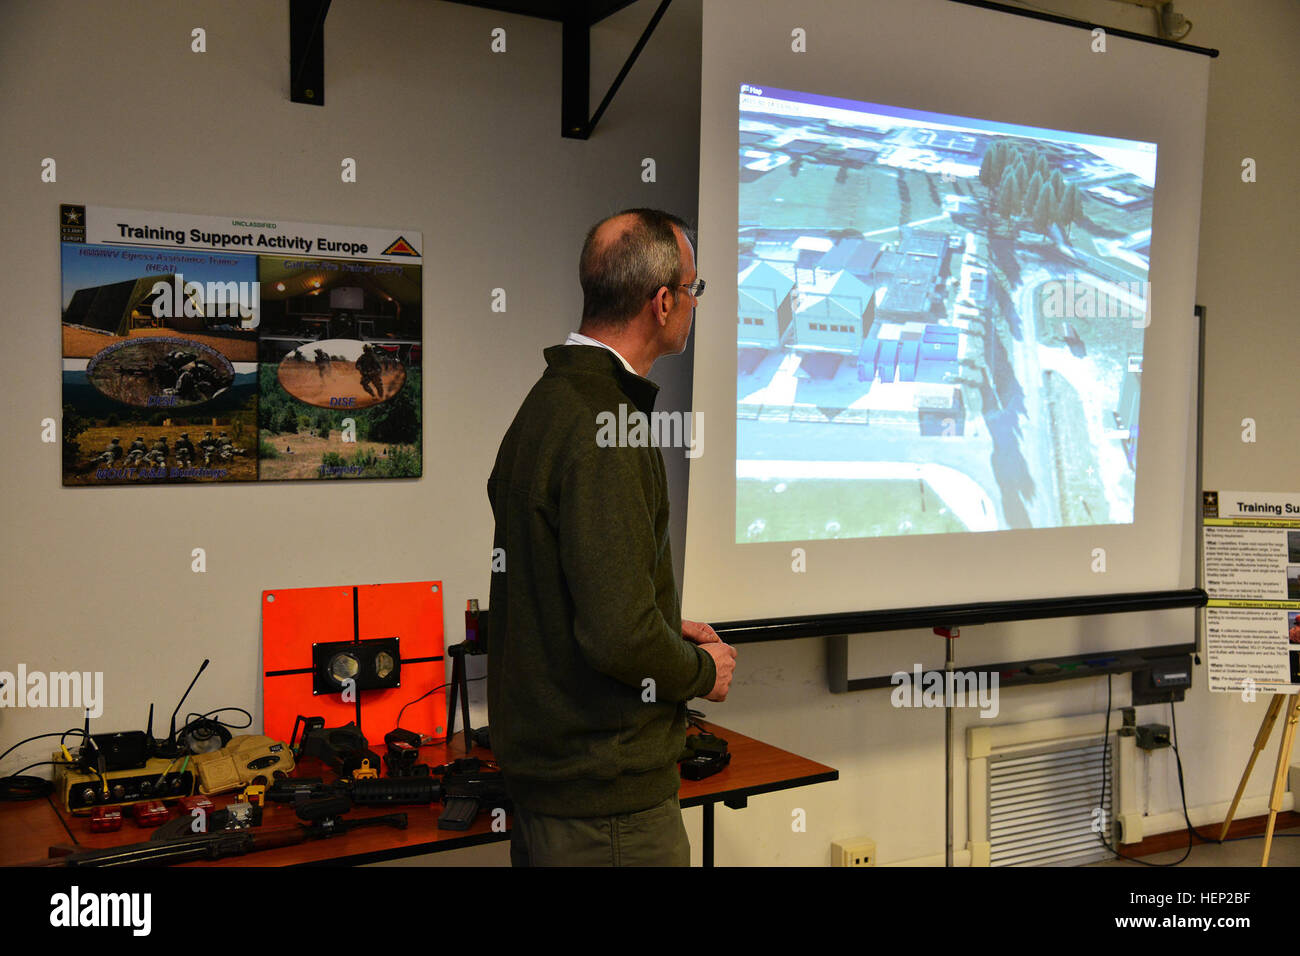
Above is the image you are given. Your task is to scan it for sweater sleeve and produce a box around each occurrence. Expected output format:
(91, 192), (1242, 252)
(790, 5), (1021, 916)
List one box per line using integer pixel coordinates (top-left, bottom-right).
(556, 436), (715, 702)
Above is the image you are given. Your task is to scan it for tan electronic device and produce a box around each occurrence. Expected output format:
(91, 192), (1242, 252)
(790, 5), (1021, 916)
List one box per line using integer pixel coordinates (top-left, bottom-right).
(191, 735), (295, 794)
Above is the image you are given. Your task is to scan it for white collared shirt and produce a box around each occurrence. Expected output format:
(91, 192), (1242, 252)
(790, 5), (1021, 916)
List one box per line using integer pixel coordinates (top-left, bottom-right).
(564, 331), (636, 375)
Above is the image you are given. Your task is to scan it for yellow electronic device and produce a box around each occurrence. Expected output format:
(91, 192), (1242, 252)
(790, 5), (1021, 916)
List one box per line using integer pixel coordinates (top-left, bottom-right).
(54, 754), (196, 815)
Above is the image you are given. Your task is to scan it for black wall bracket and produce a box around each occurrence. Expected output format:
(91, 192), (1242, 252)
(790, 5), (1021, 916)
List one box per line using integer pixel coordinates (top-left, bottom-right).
(421, 1), (672, 138)
(561, 0), (672, 139)
(290, 0), (332, 106)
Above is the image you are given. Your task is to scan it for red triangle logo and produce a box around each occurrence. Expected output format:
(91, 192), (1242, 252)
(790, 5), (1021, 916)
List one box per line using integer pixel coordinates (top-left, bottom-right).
(382, 236), (420, 257)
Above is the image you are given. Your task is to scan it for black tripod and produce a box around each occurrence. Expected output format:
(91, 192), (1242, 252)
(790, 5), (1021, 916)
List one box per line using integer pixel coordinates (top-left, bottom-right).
(446, 601), (489, 751)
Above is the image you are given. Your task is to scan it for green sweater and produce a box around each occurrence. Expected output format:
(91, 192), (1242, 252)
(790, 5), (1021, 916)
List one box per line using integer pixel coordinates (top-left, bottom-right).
(486, 345), (716, 817)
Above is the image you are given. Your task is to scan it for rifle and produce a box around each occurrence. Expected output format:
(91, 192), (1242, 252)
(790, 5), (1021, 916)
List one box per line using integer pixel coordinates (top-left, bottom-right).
(268, 775), (444, 807)
(438, 768), (511, 831)
(265, 761), (512, 831)
(15, 793), (406, 868)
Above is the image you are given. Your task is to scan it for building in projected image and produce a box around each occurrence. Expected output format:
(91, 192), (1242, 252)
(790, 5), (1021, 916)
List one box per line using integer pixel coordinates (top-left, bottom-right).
(813, 238), (884, 286)
(737, 260), (796, 349)
(791, 269), (874, 354)
(874, 231), (950, 323)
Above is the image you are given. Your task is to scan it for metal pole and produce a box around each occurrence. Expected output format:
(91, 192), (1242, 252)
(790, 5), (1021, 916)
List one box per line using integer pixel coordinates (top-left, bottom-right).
(945, 630), (956, 867)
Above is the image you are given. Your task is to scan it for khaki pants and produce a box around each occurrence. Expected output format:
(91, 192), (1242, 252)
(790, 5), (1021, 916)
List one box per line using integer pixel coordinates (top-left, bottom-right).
(509, 794), (691, 867)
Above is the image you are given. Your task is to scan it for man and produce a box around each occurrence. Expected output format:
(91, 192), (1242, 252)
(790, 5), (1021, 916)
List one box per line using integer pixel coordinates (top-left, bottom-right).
(199, 430), (219, 466)
(487, 208), (736, 867)
(126, 436), (148, 465)
(356, 344), (384, 399)
(145, 435), (169, 467)
(217, 431), (242, 460)
(96, 437), (124, 465)
(174, 432), (195, 466)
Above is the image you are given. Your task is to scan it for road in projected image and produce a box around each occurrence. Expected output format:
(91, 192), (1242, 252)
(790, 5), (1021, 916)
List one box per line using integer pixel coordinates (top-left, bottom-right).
(735, 85), (1154, 544)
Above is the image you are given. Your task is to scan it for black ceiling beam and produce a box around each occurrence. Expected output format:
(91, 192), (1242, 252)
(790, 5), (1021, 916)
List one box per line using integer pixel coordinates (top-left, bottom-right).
(447, 0), (672, 138)
(290, 0), (332, 106)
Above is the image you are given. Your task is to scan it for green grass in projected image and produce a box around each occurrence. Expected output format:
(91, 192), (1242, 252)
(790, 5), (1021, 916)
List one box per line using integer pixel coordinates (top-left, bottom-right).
(737, 477), (969, 542)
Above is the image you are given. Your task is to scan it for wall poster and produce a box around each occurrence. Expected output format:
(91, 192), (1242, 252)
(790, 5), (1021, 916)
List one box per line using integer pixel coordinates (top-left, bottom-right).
(1202, 490), (1300, 695)
(60, 203), (422, 486)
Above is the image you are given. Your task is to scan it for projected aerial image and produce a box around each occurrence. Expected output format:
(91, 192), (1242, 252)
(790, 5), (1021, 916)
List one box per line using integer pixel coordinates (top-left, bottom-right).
(735, 84), (1154, 543)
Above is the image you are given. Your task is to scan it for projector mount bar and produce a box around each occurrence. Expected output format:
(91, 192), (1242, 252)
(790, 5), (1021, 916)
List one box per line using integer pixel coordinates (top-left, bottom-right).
(712, 588), (1207, 645)
(946, 0), (1217, 57)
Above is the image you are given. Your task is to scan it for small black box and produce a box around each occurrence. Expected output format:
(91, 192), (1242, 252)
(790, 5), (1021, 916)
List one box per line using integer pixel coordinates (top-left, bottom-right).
(1131, 656), (1193, 705)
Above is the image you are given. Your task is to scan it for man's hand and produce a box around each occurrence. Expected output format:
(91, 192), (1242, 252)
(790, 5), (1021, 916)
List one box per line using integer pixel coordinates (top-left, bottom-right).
(682, 619), (721, 645)
(700, 641), (736, 702)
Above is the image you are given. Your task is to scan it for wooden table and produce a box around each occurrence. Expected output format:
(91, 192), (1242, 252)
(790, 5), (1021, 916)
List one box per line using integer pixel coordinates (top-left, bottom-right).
(679, 720), (838, 866)
(1, 721), (837, 867)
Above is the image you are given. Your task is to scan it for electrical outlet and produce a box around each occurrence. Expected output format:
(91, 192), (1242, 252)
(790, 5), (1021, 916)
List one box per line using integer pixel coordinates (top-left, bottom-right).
(832, 836), (875, 866)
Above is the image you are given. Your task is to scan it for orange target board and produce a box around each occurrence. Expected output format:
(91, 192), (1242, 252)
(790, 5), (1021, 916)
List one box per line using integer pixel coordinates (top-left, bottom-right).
(261, 581), (446, 746)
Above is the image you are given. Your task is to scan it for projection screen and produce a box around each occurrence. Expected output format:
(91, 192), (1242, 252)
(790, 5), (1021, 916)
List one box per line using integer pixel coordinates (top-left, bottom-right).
(683, 0), (1210, 625)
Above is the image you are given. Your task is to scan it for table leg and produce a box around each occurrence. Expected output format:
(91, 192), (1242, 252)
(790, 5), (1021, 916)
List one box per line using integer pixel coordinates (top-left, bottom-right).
(702, 801), (714, 868)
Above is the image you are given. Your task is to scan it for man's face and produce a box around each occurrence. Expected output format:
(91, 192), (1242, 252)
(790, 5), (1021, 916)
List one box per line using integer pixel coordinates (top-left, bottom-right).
(664, 226), (698, 354)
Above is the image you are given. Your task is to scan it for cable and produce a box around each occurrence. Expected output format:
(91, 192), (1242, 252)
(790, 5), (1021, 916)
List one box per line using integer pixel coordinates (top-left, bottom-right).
(1, 730), (86, 766)
(174, 706), (251, 753)
(0, 777), (52, 800)
(1169, 701), (1220, 845)
(183, 706), (252, 731)
(1, 730), (98, 801)
(0, 760), (83, 801)
(396, 680), (450, 728)
(1094, 675), (1192, 866)
(1222, 832), (1300, 843)
(396, 676), (486, 732)
(152, 752), (182, 792)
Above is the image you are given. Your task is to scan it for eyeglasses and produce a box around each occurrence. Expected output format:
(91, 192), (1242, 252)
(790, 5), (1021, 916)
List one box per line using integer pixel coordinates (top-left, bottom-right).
(651, 278), (705, 301)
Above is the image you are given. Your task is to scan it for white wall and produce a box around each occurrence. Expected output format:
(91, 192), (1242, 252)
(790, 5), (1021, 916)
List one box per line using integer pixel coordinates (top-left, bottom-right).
(0, 0), (1295, 867)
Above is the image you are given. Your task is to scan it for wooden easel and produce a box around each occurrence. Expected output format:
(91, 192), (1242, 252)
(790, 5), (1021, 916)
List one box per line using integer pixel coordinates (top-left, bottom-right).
(1219, 692), (1300, 866)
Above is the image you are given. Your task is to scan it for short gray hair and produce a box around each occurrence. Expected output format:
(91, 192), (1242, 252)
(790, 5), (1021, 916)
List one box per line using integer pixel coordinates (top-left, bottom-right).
(579, 208), (695, 327)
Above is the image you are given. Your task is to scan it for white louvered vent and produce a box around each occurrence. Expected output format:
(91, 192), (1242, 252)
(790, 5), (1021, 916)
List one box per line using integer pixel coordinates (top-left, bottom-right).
(987, 740), (1112, 867)
(968, 714), (1125, 868)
